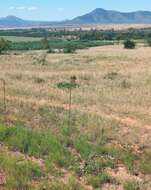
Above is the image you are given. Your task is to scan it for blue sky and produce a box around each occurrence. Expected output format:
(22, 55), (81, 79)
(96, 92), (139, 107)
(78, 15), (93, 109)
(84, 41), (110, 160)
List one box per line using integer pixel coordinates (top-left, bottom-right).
(1, 0), (151, 21)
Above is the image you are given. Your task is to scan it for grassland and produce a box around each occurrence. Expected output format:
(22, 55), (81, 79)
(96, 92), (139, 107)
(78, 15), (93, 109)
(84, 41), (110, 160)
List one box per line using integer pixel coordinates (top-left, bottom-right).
(0, 44), (151, 189)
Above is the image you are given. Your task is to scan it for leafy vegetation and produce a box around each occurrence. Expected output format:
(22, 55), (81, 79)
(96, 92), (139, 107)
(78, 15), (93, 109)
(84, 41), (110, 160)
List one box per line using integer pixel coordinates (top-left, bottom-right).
(0, 38), (11, 54)
(0, 124), (72, 168)
(2, 27), (151, 51)
(124, 39), (136, 49)
(87, 172), (114, 188)
(0, 152), (42, 189)
(124, 180), (140, 190)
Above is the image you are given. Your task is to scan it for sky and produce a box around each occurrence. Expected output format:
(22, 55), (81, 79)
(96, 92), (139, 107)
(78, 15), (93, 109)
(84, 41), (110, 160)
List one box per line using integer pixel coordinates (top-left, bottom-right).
(0, 0), (151, 21)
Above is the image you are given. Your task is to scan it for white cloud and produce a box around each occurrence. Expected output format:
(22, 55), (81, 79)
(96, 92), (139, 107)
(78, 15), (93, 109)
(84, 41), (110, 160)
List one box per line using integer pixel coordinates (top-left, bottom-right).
(9, 6), (15, 10)
(28, 7), (38, 11)
(16, 7), (26, 10)
(57, 8), (64, 12)
(9, 6), (38, 11)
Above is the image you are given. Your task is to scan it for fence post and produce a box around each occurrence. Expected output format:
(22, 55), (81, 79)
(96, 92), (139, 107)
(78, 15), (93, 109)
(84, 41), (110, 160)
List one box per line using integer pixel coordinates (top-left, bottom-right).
(68, 87), (72, 128)
(68, 76), (77, 128)
(0, 79), (6, 112)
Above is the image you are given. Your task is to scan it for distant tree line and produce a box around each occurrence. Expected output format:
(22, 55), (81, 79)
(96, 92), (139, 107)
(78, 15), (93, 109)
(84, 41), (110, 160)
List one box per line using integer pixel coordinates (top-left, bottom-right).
(2, 27), (151, 53)
(1, 28), (151, 41)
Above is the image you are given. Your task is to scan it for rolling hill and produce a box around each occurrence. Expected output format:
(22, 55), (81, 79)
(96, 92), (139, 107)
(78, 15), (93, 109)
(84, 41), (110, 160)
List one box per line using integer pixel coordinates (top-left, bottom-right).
(1, 8), (151, 28)
(72, 8), (151, 24)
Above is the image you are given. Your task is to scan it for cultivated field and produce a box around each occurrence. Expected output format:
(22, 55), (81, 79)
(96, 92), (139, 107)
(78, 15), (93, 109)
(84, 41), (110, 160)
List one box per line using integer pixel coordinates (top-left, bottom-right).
(1, 44), (151, 189)
(0, 36), (42, 42)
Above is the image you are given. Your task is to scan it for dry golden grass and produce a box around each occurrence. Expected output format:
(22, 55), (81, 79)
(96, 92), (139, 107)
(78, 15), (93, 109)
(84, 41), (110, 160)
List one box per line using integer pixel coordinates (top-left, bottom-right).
(62, 24), (151, 31)
(1, 44), (151, 189)
(1, 45), (151, 143)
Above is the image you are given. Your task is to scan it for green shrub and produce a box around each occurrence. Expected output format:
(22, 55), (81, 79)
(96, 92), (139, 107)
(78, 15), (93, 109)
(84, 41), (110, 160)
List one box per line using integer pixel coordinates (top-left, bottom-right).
(147, 38), (151, 46)
(0, 124), (72, 168)
(0, 152), (42, 189)
(104, 72), (119, 80)
(41, 38), (49, 49)
(139, 151), (151, 174)
(34, 77), (45, 83)
(123, 40), (135, 49)
(47, 48), (55, 53)
(87, 172), (113, 188)
(122, 151), (137, 172)
(63, 43), (77, 53)
(124, 180), (140, 190)
(0, 38), (11, 54)
(57, 81), (78, 90)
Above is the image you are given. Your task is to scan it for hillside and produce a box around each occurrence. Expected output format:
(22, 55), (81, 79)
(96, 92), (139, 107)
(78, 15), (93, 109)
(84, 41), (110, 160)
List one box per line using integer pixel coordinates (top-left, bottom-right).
(0, 15), (62, 28)
(1, 8), (151, 28)
(72, 8), (151, 24)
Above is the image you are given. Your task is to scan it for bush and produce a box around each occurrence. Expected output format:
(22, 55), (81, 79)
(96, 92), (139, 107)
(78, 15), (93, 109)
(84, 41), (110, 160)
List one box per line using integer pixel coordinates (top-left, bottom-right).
(0, 38), (11, 54)
(63, 43), (77, 53)
(47, 48), (55, 53)
(124, 180), (140, 190)
(0, 152), (42, 189)
(87, 172), (113, 188)
(0, 124), (72, 167)
(41, 38), (49, 49)
(123, 40), (135, 49)
(147, 38), (151, 47)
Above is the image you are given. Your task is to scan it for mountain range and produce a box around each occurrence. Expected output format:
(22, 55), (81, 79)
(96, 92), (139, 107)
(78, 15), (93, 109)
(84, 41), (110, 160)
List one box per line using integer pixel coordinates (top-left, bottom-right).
(1, 8), (151, 28)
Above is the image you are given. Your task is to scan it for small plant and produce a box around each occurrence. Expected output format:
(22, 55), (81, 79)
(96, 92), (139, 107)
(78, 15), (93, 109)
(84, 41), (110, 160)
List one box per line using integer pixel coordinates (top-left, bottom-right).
(47, 48), (55, 53)
(123, 40), (135, 49)
(38, 53), (47, 65)
(124, 180), (140, 190)
(120, 79), (130, 89)
(104, 72), (119, 80)
(0, 152), (42, 189)
(87, 172), (113, 188)
(34, 77), (45, 84)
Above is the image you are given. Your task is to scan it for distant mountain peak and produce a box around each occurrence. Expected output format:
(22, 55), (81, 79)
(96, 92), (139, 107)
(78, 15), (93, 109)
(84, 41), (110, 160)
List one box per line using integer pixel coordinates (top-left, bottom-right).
(0, 15), (22, 21)
(1, 8), (151, 28)
(6, 15), (20, 19)
(72, 8), (151, 24)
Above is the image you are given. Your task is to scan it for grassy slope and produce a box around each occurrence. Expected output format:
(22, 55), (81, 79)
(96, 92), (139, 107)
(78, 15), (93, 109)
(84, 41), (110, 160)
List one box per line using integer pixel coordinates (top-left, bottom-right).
(0, 45), (151, 189)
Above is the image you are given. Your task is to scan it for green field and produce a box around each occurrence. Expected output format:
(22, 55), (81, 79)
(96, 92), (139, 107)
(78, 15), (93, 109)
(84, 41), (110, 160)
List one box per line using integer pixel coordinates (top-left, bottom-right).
(0, 36), (42, 42)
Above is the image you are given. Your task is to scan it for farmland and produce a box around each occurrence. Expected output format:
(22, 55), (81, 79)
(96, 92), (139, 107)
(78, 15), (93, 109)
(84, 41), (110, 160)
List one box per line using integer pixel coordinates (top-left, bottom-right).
(0, 36), (42, 42)
(0, 43), (151, 189)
